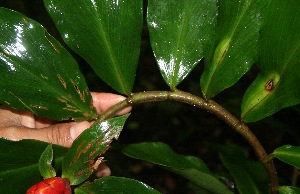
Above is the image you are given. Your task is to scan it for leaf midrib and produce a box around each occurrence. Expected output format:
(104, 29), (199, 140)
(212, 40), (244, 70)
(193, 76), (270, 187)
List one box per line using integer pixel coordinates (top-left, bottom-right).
(92, 3), (128, 94)
(204, 1), (255, 97)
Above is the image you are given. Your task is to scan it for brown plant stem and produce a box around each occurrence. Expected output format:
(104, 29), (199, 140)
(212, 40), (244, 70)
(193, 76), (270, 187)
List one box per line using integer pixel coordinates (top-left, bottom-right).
(97, 90), (279, 193)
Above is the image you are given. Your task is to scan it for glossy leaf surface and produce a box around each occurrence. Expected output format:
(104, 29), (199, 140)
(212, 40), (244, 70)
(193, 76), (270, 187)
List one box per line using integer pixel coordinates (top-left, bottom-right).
(123, 142), (233, 194)
(0, 139), (67, 193)
(147, 0), (217, 89)
(272, 145), (300, 169)
(62, 114), (129, 185)
(201, 0), (270, 99)
(215, 144), (269, 194)
(242, 0), (300, 122)
(39, 144), (56, 179)
(0, 8), (96, 120)
(44, 0), (143, 95)
(279, 186), (300, 194)
(75, 176), (160, 194)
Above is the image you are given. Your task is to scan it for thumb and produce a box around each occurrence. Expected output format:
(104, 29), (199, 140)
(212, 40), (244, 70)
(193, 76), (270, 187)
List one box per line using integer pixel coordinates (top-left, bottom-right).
(41, 121), (92, 147)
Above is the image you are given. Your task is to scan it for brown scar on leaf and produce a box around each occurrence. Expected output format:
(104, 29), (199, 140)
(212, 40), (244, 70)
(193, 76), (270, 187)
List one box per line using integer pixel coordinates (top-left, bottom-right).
(44, 30), (61, 54)
(70, 141), (85, 167)
(89, 147), (100, 159)
(71, 79), (85, 102)
(75, 169), (90, 178)
(57, 74), (67, 89)
(22, 17), (28, 24)
(92, 157), (104, 171)
(83, 142), (92, 153)
(58, 97), (67, 103)
(265, 79), (274, 92)
(63, 104), (80, 113)
(30, 105), (48, 110)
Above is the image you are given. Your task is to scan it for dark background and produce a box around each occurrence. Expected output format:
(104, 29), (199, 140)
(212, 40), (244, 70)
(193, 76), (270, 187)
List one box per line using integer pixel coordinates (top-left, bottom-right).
(1, 1), (300, 193)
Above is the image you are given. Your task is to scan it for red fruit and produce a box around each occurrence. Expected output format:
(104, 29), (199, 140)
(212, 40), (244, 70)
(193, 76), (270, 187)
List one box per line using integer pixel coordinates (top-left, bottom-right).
(26, 177), (71, 194)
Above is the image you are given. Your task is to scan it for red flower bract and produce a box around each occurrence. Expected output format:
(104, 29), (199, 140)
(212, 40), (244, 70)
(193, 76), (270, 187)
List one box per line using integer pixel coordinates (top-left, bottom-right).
(26, 177), (71, 194)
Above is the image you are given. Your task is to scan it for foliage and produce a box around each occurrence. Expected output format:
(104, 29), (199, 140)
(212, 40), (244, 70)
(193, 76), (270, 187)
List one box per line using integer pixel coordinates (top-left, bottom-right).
(0, 0), (300, 193)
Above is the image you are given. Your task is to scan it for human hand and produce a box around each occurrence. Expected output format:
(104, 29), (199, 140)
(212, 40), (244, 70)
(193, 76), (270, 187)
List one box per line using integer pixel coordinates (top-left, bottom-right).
(0, 92), (130, 176)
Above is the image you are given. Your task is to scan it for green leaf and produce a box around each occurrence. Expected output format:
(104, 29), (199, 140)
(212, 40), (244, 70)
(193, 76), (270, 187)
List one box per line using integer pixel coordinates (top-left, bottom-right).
(279, 186), (300, 194)
(0, 138), (67, 193)
(123, 142), (233, 194)
(215, 144), (269, 194)
(147, 0), (217, 89)
(39, 144), (56, 179)
(272, 145), (300, 169)
(62, 114), (129, 185)
(44, 0), (143, 95)
(200, 0), (270, 99)
(74, 176), (160, 194)
(242, 0), (300, 122)
(0, 8), (96, 121)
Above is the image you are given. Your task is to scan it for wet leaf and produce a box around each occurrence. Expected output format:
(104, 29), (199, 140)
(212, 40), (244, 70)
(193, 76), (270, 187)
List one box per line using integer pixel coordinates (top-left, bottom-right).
(62, 114), (129, 185)
(39, 144), (56, 179)
(200, 0), (270, 99)
(44, 0), (143, 95)
(0, 139), (67, 193)
(279, 186), (300, 194)
(272, 145), (300, 169)
(147, 0), (217, 89)
(123, 142), (233, 194)
(215, 144), (269, 194)
(242, 0), (300, 122)
(0, 8), (96, 121)
(75, 176), (160, 194)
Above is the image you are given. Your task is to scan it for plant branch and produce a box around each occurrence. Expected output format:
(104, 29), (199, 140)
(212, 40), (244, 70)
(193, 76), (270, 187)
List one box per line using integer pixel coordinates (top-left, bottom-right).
(97, 90), (279, 193)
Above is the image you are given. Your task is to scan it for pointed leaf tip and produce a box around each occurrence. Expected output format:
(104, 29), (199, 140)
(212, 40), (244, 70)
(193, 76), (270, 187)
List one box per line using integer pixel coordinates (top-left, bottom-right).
(44, 0), (143, 94)
(148, 0), (217, 89)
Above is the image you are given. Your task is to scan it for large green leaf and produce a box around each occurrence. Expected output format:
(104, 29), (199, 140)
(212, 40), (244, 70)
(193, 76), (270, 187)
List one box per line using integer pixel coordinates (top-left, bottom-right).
(0, 8), (96, 121)
(62, 114), (129, 185)
(75, 176), (160, 194)
(200, 0), (270, 99)
(0, 138), (67, 193)
(44, 0), (143, 95)
(147, 0), (217, 89)
(272, 145), (300, 169)
(123, 142), (233, 194)
(215, 144), (269, 194)
(242, 0), (300, 122)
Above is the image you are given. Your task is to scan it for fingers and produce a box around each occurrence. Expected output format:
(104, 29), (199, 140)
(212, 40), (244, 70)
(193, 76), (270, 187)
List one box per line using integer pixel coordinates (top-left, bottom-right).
(91, 92), (132, 115)
(0, 121), (92, 148)
(95, 163), (111, 177)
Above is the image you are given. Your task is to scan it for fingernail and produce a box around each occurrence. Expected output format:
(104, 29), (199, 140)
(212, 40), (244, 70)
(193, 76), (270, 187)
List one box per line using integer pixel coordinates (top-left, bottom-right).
(70, 121), (91, 140)
(113, 96), (127, 103)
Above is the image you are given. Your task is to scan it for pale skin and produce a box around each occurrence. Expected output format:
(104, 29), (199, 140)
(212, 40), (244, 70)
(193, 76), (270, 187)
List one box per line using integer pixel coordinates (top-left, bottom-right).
(0, 92), (131, 177)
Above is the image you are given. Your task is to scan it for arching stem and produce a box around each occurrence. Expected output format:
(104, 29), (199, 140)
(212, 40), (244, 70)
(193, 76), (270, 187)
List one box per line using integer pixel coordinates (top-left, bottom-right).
(97, 90), (279, 193)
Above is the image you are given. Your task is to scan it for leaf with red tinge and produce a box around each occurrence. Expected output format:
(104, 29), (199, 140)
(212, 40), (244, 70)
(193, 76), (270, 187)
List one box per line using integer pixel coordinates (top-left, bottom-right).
(39, 144), (56, 179)
(62, 114), (129, 185)
(26, 177), (71, 194)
